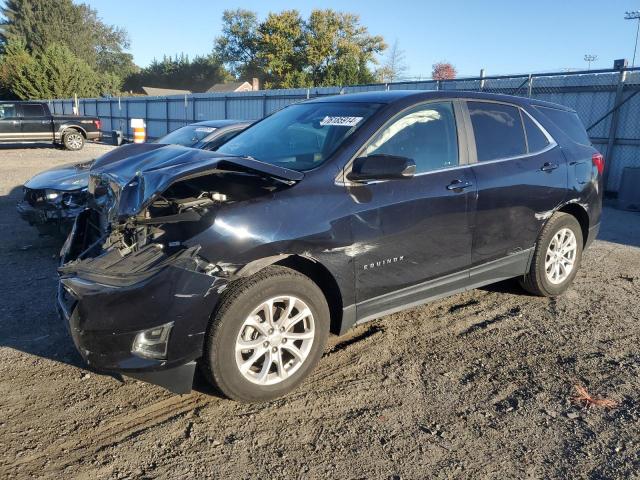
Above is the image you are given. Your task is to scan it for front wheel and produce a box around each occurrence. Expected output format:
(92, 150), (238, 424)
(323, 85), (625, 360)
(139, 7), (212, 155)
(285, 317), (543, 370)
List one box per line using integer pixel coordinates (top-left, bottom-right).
(520, 212), (583, 297)
(200, 266), (330, 402)
(62, 130), (85, 151)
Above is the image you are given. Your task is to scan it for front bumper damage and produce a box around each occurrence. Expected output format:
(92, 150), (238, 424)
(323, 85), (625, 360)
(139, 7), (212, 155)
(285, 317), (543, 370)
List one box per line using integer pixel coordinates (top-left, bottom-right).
(55, 145), (302, 394)
(17, 199), (81, 235)
(58, 240), (227, 394)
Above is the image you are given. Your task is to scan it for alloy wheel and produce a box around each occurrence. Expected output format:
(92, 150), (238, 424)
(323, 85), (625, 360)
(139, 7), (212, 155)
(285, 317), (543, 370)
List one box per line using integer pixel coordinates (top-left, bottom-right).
(67, 133), (83, 150)
(235, 296), (315, 385)
(545, 227), (577, 284)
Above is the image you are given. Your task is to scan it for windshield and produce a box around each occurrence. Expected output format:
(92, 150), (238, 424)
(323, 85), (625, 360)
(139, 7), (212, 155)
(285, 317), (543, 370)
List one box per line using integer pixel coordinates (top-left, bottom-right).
(156, 125), (216, 148)
(216, 102), (382, 171)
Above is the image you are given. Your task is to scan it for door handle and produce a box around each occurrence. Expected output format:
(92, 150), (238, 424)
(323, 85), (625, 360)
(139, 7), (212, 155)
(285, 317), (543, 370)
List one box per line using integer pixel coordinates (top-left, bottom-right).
(11, 120), (20, 125)
(446, 179), (474, 191)
(41, 120), (49, 125)
(540, 162), (559, 172)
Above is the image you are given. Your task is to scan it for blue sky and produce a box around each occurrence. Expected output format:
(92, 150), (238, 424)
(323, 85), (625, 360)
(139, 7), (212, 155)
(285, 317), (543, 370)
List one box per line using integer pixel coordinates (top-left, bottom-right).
(85, 0), (640, 78)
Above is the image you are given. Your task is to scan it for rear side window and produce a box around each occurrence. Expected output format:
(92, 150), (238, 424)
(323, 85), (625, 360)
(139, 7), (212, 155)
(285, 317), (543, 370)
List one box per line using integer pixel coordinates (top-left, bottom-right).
(468, 102), (526, 161)
(535, 106), (590, 146)
(20, 104), (46, 118)
(521, 111), (550, 152)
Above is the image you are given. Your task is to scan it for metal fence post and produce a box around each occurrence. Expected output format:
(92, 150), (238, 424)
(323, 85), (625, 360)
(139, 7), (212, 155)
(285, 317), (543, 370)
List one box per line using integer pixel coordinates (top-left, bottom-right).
(527, 74), (533, 98)
(165, 98), (169, 135)
(604, 68), (628, 192)
(125, 99), (129, 140)
(183, 94), (188, 126)
(144, 98), (149, 131)
(223, 95), (228, 119)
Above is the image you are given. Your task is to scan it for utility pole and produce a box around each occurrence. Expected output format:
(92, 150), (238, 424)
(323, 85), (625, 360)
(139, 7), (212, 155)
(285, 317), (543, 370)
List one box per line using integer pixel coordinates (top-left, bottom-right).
(584, 54), (598, 70)
(625, 11), (640, 67)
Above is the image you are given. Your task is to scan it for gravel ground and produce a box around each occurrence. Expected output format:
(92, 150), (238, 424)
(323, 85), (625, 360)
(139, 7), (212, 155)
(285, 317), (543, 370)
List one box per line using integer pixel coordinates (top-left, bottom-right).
(1, 143), (639, 479)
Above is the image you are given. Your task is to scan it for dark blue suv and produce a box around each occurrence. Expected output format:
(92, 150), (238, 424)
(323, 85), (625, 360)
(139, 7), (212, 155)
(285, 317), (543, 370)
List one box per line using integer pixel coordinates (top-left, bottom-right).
(58, 91), (603, 402)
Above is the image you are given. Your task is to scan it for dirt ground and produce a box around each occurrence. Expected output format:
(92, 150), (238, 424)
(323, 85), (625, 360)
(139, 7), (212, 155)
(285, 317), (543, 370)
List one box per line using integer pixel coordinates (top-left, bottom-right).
(0, 142), (639, 479)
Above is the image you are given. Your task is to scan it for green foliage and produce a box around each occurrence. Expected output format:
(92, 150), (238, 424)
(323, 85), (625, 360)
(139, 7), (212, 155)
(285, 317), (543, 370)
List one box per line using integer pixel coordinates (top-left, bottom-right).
(0, 0), (135, 98)
(214, 9), (261, 81)
(123, 54), (229, 93)
(214, 8), (386, 89)
(2, 41), (104, 99)
(304, 10), (385, 86)
(258, 10), (307, 89)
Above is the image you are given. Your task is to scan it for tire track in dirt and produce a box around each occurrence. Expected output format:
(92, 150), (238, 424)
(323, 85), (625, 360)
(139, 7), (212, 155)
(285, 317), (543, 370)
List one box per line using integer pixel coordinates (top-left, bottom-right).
(5, 393), (210, 476)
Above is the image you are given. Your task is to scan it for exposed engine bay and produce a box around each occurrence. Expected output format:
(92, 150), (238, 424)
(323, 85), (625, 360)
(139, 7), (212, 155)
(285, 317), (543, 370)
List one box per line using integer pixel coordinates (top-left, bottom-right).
(61, 169), (287, 272)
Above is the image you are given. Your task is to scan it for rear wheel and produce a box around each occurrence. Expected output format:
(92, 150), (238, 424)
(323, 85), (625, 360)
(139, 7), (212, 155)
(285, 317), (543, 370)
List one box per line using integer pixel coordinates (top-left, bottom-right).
(200, 266), (330, 402)
(520, 212), (583, 297)
(62, 130), (85, 151)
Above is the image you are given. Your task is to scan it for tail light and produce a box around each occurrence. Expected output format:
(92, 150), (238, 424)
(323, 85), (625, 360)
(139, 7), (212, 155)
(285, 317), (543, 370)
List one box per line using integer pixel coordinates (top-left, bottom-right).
(94, 119), (101, 131)
(592, 152), (604, 175)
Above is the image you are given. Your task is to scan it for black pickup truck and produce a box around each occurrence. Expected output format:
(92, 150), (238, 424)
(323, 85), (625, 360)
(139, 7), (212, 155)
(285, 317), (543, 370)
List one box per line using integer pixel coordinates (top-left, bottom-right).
(0, 101), (101, 150)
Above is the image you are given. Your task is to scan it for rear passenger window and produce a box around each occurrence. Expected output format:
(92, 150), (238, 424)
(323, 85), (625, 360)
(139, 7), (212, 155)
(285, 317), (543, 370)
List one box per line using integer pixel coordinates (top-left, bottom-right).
(20, 104), (45, 118)
(468, 102), (526, 161)
(535, 106), (590, 146)
(364, 102), (458, 173)
(522, 112), (550, 152)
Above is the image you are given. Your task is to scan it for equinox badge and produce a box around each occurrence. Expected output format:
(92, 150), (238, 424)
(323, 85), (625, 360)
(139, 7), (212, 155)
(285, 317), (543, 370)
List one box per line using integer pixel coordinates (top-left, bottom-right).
(363, 256), (405, 270)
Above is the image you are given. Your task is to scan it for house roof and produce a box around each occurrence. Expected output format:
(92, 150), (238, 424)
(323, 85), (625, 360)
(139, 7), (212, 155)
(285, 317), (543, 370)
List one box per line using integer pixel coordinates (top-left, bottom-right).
(206, 81), (252, 93)
(142, 86), (192, 96)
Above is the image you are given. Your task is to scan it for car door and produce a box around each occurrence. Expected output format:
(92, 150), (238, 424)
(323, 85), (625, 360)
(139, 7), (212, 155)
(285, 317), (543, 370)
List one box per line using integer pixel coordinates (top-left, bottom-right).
(18, 103), (52, 141)
(466, 100), (568, 277)
(345, 100), (477, 320)
(0, 103), (21, 142)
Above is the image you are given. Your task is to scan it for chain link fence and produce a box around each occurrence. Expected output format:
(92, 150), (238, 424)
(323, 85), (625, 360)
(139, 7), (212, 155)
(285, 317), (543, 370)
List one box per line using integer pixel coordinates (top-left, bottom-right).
(48, 67), (640, 192)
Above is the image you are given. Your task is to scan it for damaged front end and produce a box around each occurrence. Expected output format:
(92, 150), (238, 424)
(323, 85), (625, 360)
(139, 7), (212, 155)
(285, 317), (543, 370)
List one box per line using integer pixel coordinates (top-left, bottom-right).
(17, 161), (93, 236)
(57, 145), (302, 393)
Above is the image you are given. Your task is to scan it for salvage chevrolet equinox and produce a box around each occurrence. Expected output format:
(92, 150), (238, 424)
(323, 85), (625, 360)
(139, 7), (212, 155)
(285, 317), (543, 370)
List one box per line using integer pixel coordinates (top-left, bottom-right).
(57, 91), (603, 402)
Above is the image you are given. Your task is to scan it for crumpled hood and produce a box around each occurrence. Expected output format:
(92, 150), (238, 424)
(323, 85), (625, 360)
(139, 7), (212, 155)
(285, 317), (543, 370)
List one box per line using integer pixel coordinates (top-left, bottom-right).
(88, 143), (303, 220)
(24, 161), (93, 191)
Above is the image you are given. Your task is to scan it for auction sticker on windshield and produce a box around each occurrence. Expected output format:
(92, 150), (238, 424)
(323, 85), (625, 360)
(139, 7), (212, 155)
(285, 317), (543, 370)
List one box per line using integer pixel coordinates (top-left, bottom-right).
(195, 127), (216, 133)
(320, 116), (363, 127)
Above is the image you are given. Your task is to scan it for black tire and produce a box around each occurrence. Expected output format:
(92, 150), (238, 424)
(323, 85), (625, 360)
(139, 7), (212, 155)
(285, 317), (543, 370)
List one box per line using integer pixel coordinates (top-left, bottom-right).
(519, 212), (583, 297)
(200, 265), (330, 402)
(62, 130), (85, 151)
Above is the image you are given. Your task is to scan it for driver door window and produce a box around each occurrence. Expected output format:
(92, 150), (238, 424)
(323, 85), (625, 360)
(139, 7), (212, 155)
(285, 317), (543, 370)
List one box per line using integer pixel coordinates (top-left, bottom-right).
(363, 102), (459, 173)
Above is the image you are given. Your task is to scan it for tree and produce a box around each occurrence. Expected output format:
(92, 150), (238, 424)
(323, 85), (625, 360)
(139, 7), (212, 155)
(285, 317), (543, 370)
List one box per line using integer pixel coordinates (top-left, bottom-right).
(376, 39), (407, 83)
(0, 0), (136, 78)
(257, 10), (307, 89)
(304, 9), (385, 86)
(0, 38), (30, 97)
(432, 61), (457, 80)
(3, 41), (103, 99)
(123, 54), (229, 93)
(214, 8), (386, 88)
(214, 9), (261, 80)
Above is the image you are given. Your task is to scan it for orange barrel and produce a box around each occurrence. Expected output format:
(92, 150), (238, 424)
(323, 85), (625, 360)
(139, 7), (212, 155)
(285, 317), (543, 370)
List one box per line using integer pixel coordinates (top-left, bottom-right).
(133, 126), (146, 143)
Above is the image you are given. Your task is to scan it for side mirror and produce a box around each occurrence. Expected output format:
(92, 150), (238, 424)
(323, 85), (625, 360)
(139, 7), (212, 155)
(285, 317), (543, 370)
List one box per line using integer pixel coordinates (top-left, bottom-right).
(346, 154), (416, 183)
